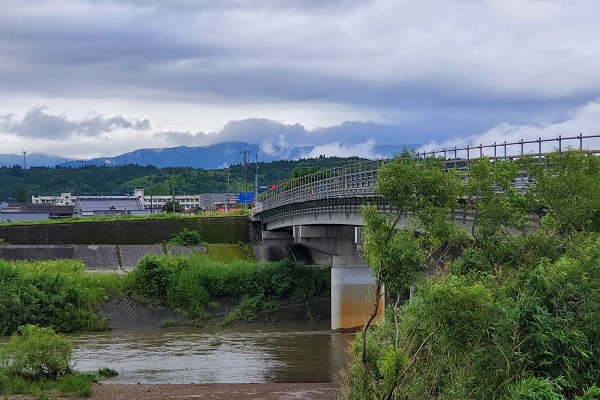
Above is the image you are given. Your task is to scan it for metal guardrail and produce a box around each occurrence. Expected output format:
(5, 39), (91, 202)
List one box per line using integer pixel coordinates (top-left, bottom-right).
(253, 134), (600, 216)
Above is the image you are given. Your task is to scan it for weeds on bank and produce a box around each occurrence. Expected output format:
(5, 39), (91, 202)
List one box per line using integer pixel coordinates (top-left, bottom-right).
(124, 253), (330, 323)
(0, 259), (122, 335)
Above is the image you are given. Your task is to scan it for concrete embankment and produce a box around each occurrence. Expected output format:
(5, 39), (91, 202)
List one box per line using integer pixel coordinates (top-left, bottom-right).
(0, 244), (205, 272)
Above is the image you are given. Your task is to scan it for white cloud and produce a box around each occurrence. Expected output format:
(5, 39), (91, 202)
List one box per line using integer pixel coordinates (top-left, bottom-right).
(300, 139), (384, 159)
(418, 100), (600, 157)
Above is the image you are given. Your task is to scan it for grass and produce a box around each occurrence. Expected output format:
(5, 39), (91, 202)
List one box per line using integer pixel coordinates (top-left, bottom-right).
(0, 366), (97, 399)
(0, 209), (250, 228)
(205, 243), (253, 261)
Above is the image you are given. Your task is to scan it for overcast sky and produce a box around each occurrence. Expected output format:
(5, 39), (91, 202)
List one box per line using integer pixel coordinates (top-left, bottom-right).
(1, 0), (600, 160)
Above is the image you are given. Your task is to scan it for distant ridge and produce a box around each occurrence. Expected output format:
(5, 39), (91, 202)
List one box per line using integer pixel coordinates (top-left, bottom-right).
(0, 142), (416, 170)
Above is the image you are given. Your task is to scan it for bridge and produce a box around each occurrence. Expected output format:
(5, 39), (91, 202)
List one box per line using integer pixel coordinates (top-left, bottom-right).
(251, 134), (600, 330)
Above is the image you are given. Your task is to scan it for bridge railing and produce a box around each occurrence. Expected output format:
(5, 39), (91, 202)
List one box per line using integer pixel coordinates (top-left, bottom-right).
(253, 134), (600, 215)
(418, 134), (600, 164)
(254, 160), (386, 213)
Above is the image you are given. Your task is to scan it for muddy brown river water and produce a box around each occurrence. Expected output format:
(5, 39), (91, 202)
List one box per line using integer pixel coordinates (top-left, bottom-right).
(67, 322), (353, 385)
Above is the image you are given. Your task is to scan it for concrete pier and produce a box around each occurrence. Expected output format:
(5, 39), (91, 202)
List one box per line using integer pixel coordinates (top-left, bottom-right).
(291, 225), (383, 331)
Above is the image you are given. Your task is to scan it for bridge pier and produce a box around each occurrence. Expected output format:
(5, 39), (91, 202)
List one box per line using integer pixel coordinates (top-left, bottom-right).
(293, 225), (383, 331)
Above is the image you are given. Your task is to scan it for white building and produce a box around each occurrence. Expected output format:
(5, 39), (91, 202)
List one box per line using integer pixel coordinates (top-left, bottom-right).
(32, 189), (239, 213)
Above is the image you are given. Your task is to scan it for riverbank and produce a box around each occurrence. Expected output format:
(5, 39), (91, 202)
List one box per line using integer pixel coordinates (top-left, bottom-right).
(6, 383), (340, 400)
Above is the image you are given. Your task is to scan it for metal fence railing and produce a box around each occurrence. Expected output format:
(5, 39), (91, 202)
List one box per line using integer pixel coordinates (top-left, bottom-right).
(253, 134), (600, 216)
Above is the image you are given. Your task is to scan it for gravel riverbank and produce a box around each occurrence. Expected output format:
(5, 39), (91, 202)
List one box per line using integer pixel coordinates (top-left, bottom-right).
(6, 383), (340, 400)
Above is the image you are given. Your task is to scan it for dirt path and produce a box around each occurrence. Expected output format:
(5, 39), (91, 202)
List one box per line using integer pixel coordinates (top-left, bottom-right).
(29, 383), (340, 400)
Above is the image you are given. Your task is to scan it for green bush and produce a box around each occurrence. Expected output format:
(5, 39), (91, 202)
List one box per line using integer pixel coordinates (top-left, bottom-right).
(125, 254), (330, 322)
(0, 325), (73, 380)
(0, 260), (120, 335)
(168, 228), (203, 246)
(341, 238), (600, 399)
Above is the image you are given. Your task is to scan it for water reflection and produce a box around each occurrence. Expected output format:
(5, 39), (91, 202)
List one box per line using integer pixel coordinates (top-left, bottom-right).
(68, 322), (353, 384)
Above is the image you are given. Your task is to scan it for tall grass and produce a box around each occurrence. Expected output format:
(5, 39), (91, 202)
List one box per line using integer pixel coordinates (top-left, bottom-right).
(0, 259), (122, 335)
(125, 253), (330, 322)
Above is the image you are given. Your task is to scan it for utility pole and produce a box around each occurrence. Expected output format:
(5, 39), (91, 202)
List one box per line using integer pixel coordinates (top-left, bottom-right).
(225, 167), (230, 212)
(254, 152), (259, 202)
(171, 167), (176, 213)
(150, 175), (154, 214)
(242, 150), (249, 209)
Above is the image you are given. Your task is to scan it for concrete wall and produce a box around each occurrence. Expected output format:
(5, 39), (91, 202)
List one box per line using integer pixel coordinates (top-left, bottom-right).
(0, 244), (205, 273)
(0, 216), (249, 245)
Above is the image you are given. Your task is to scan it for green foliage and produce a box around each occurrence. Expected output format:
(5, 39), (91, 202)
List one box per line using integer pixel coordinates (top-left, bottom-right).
(361, 205), (426, 294)
(0, 259), (121, 335)
(162, 201), (183, 213)
(506, 376), (564, 400)
(0, 156), (367, 203)
(97, 367), (119, 377)
(56, 371), (97, 397)
(342, 149), (600, 400)
(0, 368), (96, 398)
(376, 150), (461, 214)
(290, 165), (322, 179)
(532, 150), (600, 233)
(463, 157), (537, 273)
(0, 325), (72, 380)
(14, 186), (28, 203)
(168, 228), (203, 246)
(125, 254), (330, 323)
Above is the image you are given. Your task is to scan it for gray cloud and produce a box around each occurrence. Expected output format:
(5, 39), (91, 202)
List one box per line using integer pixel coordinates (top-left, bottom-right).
(1, 0), (600, 157)
(0, 106), (151, 138)
(2, 0), (599, 109)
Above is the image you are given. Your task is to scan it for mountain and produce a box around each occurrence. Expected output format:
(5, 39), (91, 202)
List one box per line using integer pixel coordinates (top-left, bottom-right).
(0, 153), (75, 168)
(0, 142), (416, 170)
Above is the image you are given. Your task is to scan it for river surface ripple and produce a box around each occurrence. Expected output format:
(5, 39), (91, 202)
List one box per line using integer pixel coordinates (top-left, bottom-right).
(68, 322), (353, 384)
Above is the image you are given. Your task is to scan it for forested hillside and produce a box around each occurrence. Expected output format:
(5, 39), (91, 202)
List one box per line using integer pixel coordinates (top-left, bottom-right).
(0, 156), (365, 202)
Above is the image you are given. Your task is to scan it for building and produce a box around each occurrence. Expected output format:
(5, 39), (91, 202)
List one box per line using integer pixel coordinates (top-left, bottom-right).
(32, 189), (239, 214)
(74, 197), (147, 217)
(0, 204), (74, 221)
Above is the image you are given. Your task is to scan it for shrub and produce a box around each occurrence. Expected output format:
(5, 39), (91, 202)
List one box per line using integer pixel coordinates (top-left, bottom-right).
(0, 260), (119, 335)
(168, 228), (203, 246)
(0, 325), (73, 380)
(125, 254), (330, 322)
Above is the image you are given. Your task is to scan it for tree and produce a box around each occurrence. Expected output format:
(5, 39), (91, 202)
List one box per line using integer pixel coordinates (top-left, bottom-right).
(532, 150), (600, 233)
(342, 149), (600, 399)
(290, 166), (322, 179)
(357, 150), (467, 400)
(162, 201), (182, 213)
(13, 186), (28, 203)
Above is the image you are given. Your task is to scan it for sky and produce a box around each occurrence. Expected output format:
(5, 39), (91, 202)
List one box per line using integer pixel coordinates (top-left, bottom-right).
(1, 0), (600, 160)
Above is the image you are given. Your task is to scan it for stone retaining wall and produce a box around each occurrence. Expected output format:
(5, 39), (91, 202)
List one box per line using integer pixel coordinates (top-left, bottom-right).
(0, 216), (250, 245)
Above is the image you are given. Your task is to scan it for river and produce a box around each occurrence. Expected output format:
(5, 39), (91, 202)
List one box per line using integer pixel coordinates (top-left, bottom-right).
(67, 322), (354, 384)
